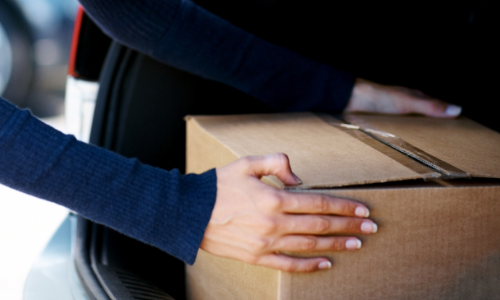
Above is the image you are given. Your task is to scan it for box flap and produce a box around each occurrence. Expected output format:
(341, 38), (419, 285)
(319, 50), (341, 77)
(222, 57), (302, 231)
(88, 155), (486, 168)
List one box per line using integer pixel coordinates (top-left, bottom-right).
(191, 113), (434, 188)
(344, 114), (500, 179)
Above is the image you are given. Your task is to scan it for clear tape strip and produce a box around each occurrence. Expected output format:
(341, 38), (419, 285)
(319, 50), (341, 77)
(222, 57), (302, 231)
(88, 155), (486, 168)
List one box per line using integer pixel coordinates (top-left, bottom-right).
(317, 113), (469, 180)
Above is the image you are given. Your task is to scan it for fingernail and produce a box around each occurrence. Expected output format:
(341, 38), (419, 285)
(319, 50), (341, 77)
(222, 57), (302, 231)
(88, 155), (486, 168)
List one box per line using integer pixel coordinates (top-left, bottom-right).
(318, 261), (332, 270)
(355, 207), (370, 217)
(361, 221), (378, 233)
(292, 172), (303, 184)
(346, 239), (362, 250)
(445, 105), (462, 116)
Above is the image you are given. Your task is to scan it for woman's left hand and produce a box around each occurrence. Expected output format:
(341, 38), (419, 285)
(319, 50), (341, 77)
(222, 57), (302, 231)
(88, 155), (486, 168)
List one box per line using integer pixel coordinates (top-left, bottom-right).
(345, 78), (462, 118)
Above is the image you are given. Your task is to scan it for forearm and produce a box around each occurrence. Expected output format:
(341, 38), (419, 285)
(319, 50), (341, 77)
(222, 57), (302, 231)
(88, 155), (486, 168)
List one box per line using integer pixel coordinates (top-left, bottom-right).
(0, 98), (216, 264)
(79, 0), (355, 113)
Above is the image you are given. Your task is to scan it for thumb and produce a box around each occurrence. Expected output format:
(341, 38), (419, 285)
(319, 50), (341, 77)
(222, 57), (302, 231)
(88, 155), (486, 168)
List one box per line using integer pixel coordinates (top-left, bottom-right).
(410, 98), (462, 118)
(244, 153), (302, 186)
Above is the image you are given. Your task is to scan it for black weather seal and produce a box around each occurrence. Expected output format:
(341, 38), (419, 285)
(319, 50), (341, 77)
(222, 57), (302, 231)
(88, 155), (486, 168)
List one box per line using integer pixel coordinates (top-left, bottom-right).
(74, 216), (111, 300)
(89, 224), (175, 300)
(89, 41), (128, 148)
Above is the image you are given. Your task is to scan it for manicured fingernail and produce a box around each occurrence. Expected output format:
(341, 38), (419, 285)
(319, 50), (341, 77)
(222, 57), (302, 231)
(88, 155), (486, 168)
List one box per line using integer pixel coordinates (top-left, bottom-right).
(292, 172), (303, 184)
(445, 105), (462, 116)
(361, 221), (378, 233)
(346, 239), (362, 250)
(318, 261), (332, 269)
(355, 207), (370, 217)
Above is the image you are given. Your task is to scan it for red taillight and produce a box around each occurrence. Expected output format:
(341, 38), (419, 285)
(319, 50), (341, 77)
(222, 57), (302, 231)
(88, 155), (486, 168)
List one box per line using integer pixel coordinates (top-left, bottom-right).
(68, 5), (85, 77)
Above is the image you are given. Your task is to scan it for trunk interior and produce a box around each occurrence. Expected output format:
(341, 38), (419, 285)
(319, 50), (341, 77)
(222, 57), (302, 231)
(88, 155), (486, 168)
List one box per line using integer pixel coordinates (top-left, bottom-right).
(76, 39), (275, 300)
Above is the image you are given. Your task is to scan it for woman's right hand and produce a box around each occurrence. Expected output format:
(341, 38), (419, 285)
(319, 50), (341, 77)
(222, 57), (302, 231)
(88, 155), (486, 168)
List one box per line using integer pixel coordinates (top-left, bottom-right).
(200, 153), (377, 273)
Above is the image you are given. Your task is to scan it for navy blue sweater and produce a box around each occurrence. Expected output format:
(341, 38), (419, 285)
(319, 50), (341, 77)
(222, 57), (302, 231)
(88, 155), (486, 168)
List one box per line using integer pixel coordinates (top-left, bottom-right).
(79, 0), (355, 112)
(0, 98), (216, 264)
(0, 0), (356, 264)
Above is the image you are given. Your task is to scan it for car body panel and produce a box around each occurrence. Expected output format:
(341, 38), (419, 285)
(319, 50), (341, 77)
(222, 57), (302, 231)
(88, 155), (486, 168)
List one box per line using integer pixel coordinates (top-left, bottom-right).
(24, 214), (88, 300)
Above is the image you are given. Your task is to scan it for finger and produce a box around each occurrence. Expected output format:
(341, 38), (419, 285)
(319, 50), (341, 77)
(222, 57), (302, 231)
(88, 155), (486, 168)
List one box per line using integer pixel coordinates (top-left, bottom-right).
(256, 254), (332, 272)
(408, 97), (462, 118)
(279, 192), (370, 217)
(203, 242), (332, 272)
(243, 153), (302, 185)
(279, 215), (378, 235)
(270, 235), (362, 252)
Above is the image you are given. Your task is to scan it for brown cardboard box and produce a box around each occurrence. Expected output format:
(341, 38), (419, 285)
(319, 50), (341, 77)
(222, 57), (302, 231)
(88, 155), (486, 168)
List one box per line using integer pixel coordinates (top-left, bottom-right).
(185, 113), (500, 300)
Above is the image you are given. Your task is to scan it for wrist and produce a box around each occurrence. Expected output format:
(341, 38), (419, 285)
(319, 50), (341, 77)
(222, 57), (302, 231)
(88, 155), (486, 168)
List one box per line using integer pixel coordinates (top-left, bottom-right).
(345, 78), (375, 112)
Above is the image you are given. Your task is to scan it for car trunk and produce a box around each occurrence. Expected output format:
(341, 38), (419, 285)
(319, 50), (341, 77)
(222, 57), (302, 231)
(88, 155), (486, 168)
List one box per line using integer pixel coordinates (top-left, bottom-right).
(71, 1), (499, 298)
(75, 38), (275, 299)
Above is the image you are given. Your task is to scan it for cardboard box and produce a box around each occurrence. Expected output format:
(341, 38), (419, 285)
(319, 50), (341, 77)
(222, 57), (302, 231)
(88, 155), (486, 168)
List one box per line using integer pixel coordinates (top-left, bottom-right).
(185, 113), (500, 300)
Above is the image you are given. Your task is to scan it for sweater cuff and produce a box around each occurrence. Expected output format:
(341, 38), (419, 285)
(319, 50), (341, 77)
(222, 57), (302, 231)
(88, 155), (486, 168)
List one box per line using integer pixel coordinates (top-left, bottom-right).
(175, 168), (217, 264)
(322, 71), (356, 113)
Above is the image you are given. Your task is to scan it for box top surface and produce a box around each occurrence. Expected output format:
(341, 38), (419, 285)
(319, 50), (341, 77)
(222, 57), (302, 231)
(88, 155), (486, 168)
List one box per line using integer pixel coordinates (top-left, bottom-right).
(189, 113), (500, 188)
(344, 114), (500, 179)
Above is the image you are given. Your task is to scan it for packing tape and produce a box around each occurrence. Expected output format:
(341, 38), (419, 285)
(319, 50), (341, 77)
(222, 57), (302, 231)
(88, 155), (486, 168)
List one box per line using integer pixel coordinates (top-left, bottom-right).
(316, 113), (470, 180)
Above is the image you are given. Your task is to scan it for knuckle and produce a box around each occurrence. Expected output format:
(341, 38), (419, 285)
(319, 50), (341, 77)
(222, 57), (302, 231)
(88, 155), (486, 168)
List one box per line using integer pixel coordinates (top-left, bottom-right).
(329, 200), (352, 216)
(345, 219), (359, 231)
(281, 261), (297, 273)
(251, 238), (271, 254)
(331, 238), (345, 250)
(314, 218), (330, 233)
(429, 100), (446, 112)
(304, 263), (317, 272)
(245, 255), (259, 265)
(427, 102), (439, 111)
(314, 197), (329, 213)
(238, 157), (253, 170)
(259, 217), (279, 235)
(340, 203), (353, 216)
(275, 153), (290, 165)
(267, 192), (284, 211)
(301, 238), (317, 251)
(271, 153), (291, 172)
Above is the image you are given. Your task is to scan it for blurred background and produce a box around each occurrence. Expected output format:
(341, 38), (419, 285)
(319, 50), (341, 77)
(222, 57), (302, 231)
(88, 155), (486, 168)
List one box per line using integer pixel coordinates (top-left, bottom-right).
(1, 0), (78, 298)
(1, 0), (78, 117)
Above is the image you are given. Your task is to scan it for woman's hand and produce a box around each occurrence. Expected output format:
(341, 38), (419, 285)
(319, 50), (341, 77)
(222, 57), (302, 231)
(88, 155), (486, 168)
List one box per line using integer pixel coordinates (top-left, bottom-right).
(346, 78), (462, 117)
(200, 153), (377, 273)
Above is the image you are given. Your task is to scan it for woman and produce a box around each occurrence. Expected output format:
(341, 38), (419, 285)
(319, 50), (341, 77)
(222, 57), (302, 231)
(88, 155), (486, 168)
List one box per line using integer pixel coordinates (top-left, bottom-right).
(1, 0), (472, 272)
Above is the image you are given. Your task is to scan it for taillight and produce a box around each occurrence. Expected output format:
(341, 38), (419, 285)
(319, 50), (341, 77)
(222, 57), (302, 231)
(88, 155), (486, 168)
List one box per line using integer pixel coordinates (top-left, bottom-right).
(68, 5), (84, 78)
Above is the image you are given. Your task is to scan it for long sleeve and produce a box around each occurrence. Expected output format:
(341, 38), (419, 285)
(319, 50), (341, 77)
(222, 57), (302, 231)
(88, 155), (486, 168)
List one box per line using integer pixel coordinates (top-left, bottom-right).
(0, 97), (216, 264)
(79, 0), (355, 113)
